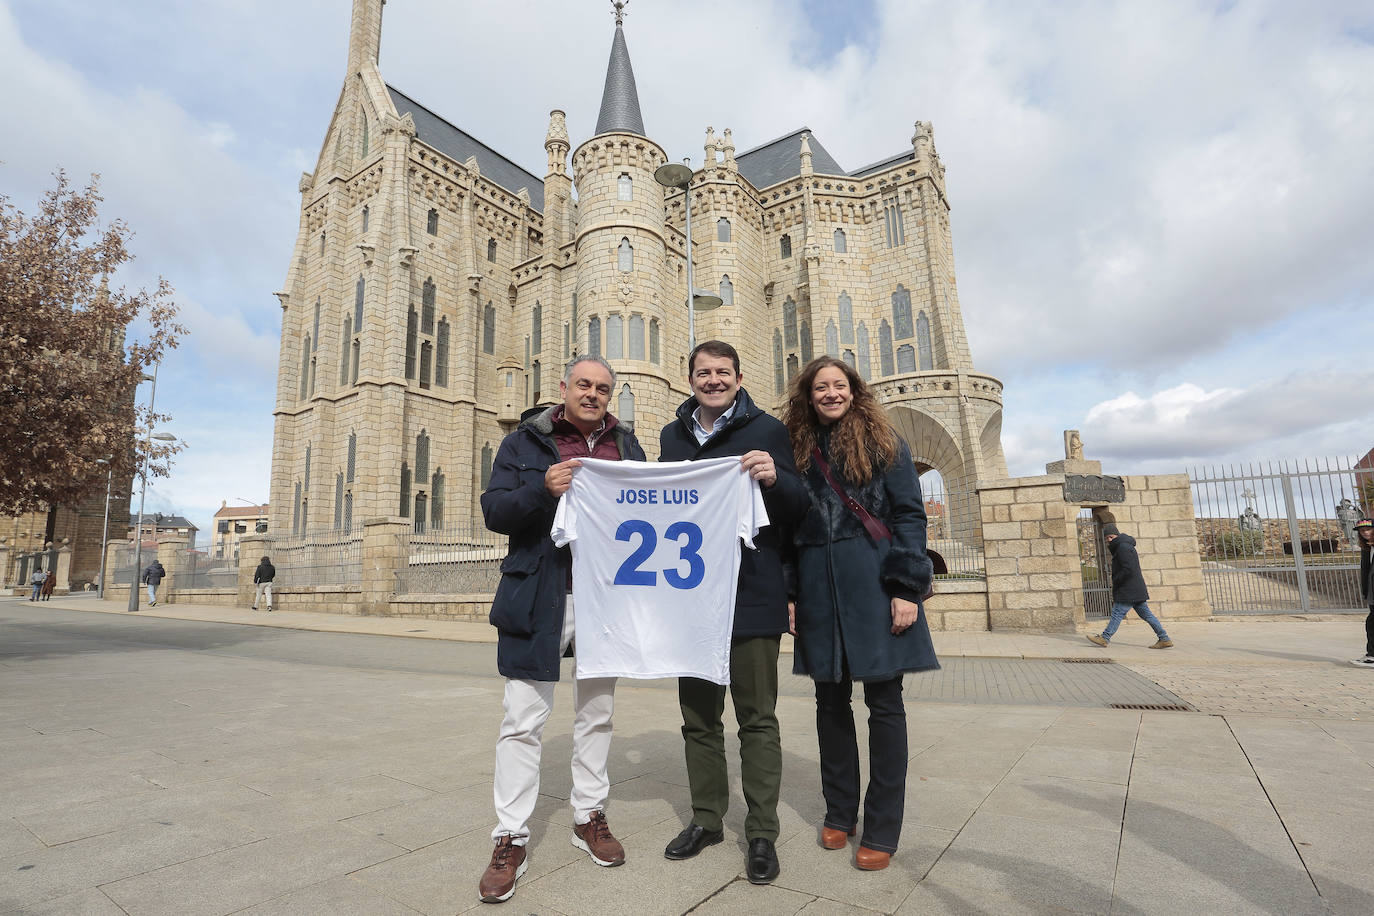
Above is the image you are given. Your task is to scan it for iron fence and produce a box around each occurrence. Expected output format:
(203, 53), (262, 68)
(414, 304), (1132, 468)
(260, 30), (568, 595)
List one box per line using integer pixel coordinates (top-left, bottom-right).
(1190, 458), (1370, 614)
(269, 531), (363, 588)
(1076, 509), (1112, 619)
(175, 547), (237, 589)
(394, 521), (506, 595)
(920, 479), (986, 579)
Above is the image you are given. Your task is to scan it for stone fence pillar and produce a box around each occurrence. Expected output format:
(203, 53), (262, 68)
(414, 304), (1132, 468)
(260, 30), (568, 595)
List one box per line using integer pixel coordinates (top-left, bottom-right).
(362, 517), (410, 616)
(977, 475), (1084, 630)
(236, 534), (274, 607)
(156, 536), (190, 603)
(55, 544), (73, 594)
(1108, 475), (1210, 620)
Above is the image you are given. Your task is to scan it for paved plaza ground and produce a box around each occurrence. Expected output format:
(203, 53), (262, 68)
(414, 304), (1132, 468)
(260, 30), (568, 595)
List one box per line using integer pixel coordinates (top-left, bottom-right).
(1, 595), (1371, 914)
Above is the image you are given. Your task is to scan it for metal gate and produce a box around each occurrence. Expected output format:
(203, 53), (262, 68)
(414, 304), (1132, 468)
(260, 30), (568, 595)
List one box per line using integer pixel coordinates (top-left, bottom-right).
(1076, 509), (1112, 619)
(1190, 458), (1370, 614)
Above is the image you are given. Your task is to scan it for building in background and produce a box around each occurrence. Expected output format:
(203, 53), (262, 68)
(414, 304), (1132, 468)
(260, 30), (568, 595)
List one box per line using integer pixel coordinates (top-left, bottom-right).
(270, 1), (1007, 536)
(211, 502), (270, 560)
(125, 514), (198, 549)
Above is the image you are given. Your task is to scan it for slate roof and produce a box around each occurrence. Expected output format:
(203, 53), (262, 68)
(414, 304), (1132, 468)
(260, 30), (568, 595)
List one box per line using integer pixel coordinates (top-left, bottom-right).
(734, 128), (914, 190)
(594, 23), (645, 137)
(735, 129), (846, 190)
(388, 86), (545, 212)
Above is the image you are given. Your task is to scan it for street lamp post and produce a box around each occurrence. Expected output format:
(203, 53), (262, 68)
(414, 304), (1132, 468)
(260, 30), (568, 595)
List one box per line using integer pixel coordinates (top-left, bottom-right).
(654, 159), (723, 353)
(127, 364), (177, 612)
(95, 456), (113, 599)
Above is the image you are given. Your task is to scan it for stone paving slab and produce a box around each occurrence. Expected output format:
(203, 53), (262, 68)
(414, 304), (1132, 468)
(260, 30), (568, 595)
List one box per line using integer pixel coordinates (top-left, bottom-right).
(4, 600), (1374, 914)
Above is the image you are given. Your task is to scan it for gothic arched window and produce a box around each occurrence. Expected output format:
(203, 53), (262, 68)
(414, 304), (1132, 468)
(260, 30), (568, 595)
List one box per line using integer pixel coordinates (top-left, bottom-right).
(480, 442), (494, 489)
(422, 279), (436, 333)
(917, 311), (932, 370)
(843, 348), (855, 367)
(487, 238), (497, 262)
(346, 431), (356, 483)
(618, 238), (634, 273)
(720, 275), (733, 306)
(419, 341), (432, 389)
(405, 308), (418, 379)
(606, 314), (623, 359)
(838, 292), (854, 344)
(482, 303), (496, 354)
(427, 208), (438, 235)
(649, 318), (660, 364)
(415, 430), (430, 480)
(773, 330), (784, 394)
(413, 494), (427, 533)
(361, 206), (369, 232)
(857, 322), (871, 380)
(334, 473), (344, 529)
(298, 335), (311, 400)
(825, 320), (838, 357)
(430, 470), (444, 530)
(618, 384), (636, 430)
(879, 320), (895, 377)
(588, 315), (601, 356)
(833, 228), (846, 252)
(897, 344), (916, 373)
(435, 319), (449, 387)
(354, 276), (365, 330)
(786, 353), (799, 381)
(532, 302), (542, 354)
(780, 234), (792, 258)
(783, 297), (798, 348)
(717, 218), (731, 242)
(399, 463), (411, 518)
(893, 284), (913, 339)
(800, 321), (814, 363)
(338, 317), (352, 385)
(618, 173), (633, 201)
(628, 315), (645, 360)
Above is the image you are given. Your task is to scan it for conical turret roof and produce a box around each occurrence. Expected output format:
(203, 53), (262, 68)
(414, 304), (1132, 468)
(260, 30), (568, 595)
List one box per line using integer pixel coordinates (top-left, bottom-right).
(594, 22), (645, 137)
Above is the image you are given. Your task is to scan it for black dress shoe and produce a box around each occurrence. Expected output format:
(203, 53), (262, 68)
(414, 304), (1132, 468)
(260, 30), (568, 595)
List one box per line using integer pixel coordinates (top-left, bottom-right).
(664, 823), (724, 860)
(746, 837), (779, 884)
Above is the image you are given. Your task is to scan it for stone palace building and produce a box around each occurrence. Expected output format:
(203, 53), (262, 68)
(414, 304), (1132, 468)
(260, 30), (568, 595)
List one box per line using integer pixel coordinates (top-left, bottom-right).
(269, 0), (1008, 536)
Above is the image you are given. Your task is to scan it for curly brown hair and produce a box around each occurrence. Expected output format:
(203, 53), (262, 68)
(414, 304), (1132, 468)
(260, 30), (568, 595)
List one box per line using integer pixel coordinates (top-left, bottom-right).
(782, 356), (897, 485)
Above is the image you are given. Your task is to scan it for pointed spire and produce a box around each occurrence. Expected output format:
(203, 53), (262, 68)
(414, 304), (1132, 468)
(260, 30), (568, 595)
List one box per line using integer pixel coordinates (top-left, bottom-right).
(595, 3), (645, 137)
(799, 132), (814, 175)
(346, 0), (386, 77)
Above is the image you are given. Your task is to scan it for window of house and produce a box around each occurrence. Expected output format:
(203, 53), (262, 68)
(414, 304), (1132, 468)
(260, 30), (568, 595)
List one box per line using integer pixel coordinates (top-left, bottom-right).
(399, 463), (410, 517)
(334, 474), (343, 529)
(618, 173), (633, 201)
(628, 315), (645, 360)
(825, 319), (838, 356)
(783, 297), (798, 348)
(430, 470), (444, 530)
(312, 298), (321, 346)
(415, 431), (429, 480)
(588, 316), (601, 356)
(422, 279), (436, 334)
(897, 344), (916, 373)
(773, 330), (784, 394)
(487, 238), (497, 262)
(419, 340), (432, 389)
(843, 348), (855, 367)
(413, 493), (427, 533)
(304, 446), (311, 492)
(563, 322), (570, 358)
(483, 303), (496, 354)
(786, 353), (799, 381)
(618, 384), (636, 430)
(606, 314), (623, 359)
(320, 231), (326, 257)
(883, 198), (905, 247)
(532, 359), (541, 402)
(360, 113), (369, 157)
(892, 284), (913, 339)
(427, 208), (438, 235)
(800, 321), (813, 362)
(780, 234), (792, 258)
(532, 303), (542, 354)
(879, 320), (894, 376)
(720, 275), (733, 306)
(649, 318), (660, 364)
(436, 319), (449, 387)
(354, 277), (365, 330)
(350, 340), (360, 385)
(405, 308), (418, 379)
(717, 218), (731, 242)
(838, 292), (854, 344)
(833, 228), (846, 252)
(343, 491), (352, 530)
(346, 431), (356, 483)
(480, 442), (494, 490)
(338, 317), (352, 384)
(361, 206), (369, 233)
(857, 322), (871, 380)
(917, 311), (932, 370)
(298, 335), (311, 400)
(618, 238), (633, 272)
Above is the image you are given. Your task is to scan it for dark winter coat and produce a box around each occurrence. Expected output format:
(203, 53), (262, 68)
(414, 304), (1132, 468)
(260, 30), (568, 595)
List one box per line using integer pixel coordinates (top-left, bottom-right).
(1360, 545), (1372, 604)
(254, 560), (276, 584)
(482, 405), (646, 681)
(659, 388), (811, 637)
(141, 562), (165, 586)
(791, 435), (939, 682)
(1108, 533), (1149, 604)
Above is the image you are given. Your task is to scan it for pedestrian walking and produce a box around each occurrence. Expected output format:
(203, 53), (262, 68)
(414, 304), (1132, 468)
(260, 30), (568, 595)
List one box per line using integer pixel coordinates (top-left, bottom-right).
(29, 568), (45, 601)
(141, 560), (165, 607)
(780, 356), (939, 872)
(1087, 521), (1173, 648)
(252, 556), (275, 611)
(40, 569), (56, 600)
(1351, 518), (1374, 668)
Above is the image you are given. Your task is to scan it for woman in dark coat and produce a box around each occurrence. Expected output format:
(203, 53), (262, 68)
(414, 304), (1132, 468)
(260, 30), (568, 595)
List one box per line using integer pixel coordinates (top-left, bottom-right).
(782, 356), (938, 872)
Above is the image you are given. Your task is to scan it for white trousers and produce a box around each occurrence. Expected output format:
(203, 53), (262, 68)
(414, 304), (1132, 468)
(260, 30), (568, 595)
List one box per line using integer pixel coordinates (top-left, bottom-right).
(254, 582), (273, 607)
(492, 597), (616, 844)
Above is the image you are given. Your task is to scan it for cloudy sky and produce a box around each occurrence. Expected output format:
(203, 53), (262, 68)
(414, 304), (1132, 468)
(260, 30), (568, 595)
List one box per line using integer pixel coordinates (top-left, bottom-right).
(4, 0), (1373, 540)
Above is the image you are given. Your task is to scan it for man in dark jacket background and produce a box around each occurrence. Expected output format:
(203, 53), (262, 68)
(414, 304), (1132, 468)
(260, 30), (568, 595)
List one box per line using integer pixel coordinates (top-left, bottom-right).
(658, 340), (810, 885)
(252, 556), (275, 612)
(1351, 517), (1373, 668)
(141, 560), (165, 607)
(1088, 522), (1173, 649)
(476, 355), (646, 903)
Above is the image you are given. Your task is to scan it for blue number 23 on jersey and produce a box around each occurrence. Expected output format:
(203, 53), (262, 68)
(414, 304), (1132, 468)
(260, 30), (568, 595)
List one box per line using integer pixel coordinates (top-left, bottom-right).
(613, 519), (706, 589)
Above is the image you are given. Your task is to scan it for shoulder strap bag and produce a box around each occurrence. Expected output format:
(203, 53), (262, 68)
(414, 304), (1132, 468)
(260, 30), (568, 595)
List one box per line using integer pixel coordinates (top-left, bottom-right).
(811, 447), (891, 542)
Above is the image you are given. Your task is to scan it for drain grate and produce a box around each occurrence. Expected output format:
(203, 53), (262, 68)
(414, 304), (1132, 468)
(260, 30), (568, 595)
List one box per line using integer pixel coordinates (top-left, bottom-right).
(1108, 703), (1191, 711)
(1060, 657), (1114, 664)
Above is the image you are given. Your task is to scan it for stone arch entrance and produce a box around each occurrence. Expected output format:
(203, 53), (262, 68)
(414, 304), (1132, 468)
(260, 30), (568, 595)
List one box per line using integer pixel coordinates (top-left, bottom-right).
(889, 406), (979, 544)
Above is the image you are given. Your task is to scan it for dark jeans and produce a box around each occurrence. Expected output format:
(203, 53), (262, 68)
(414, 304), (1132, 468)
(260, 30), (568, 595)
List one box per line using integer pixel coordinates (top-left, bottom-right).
(1366, 605), (1373, 657)
(678, 635), (782, 841)
(815, 672), (907, 854)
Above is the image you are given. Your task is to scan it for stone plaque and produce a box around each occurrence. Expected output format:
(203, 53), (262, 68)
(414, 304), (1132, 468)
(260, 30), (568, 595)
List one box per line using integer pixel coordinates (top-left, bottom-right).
(1064, 475), (1126, 504)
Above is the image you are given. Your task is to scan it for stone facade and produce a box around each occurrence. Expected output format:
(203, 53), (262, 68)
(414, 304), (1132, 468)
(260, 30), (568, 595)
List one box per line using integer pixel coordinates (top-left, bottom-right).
(268, 2), (1007, 537)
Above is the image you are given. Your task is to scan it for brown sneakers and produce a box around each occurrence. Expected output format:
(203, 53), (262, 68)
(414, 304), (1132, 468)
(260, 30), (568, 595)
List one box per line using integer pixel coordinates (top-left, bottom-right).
(478, 836), (527, 903)
(571, 810), (625, 867)
(1150, 638), (1174, 649)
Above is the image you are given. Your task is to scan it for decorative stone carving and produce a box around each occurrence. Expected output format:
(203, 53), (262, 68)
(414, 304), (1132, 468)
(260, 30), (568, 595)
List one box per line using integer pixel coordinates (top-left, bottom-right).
(1337, 497), (1361, 547)
(1065, 429), (1084, 460)
(298, 172), (314, 194)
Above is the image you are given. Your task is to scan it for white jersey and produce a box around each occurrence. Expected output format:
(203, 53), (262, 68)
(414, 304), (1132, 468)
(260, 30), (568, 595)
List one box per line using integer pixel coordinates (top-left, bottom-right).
(551, 456), (769, 684)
